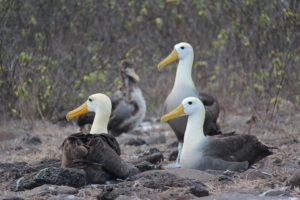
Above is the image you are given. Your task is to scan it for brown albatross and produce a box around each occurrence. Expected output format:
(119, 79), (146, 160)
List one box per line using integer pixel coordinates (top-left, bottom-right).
(77, 60), (146, 136)
(62, 93), (138, 183)
(157, 42), (221, 164)
(161, 97), (273, 171)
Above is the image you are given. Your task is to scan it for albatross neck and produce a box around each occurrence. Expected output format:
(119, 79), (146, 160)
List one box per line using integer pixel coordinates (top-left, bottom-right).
(174, 54), (195, 89)
(90, 111), (109, 134)
(184, 111), (205, 147)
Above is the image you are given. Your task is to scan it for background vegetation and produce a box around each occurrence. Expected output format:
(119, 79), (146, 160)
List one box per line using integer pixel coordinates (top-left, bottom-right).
(0, 0), (299, 121)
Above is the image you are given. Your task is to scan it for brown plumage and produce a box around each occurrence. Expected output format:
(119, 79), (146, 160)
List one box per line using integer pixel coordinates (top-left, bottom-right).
(62, 133), (138, 183)
(62, 93), (139, 183)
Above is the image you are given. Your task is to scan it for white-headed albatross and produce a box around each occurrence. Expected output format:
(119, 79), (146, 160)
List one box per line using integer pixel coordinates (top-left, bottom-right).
(77, 60), (146, 136)
(158, 42), (221, 164)
(62, 93), (138, 183)
(161, 97), (273, 171)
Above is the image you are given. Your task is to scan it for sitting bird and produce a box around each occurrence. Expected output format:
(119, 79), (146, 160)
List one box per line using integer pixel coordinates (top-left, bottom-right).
(160, 97), (273, 171)
(62, 93), (138, 184)
(78, 60), (146, 136)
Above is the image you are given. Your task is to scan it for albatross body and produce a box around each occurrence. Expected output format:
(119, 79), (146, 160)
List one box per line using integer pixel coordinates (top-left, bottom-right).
(78, 60), (146, 136)
(161, 97), (272, 171)
(62, 93), (138, 183)
(158, 42), (220, 163)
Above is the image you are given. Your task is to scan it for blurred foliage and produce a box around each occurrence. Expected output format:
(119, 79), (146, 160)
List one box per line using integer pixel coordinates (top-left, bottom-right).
(0, 0), (299, 120)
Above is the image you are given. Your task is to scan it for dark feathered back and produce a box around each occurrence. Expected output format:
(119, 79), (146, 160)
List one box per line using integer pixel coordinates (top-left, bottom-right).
(206, 133), (273, 166)
(61, 133), (138, 183)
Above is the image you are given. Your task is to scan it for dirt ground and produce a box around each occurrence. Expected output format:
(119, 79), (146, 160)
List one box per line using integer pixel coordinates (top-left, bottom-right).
(0, 100), (299, 199)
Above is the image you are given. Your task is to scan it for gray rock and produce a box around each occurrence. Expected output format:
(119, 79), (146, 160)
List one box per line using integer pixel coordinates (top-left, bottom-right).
(286, 171), (300, 188)
(130, 171), (177, 182)
(223, 170), (235, 176)
(25, 135), (42, 145)
(168, 150), (178, 161)
(10, 167), (86, 191)
(135, 148), (164, 164)
(243, 169), (272, 180)
(116, 133), (138, 145)
(133, 161), (161, 172)
(130, 171), (208, 196)
(162, 168), (217, 182)
(124, 138), (146, 146)
(0, 162), (29, 181)
(129, 170), (177, 181)
(127, 129), (144, 136)
(190, 184), (210, 197)
(0, 159), (60, 182)
(97, 186), (117, 200)
(167, 141), (178, 148)
(260, 189), (290, 197)
(2, 197), (24, 200)
(145, 134), (166, 145)
(200, 192), (298, 200)
(273, 158), (282, 166)
(97, 171), (209, 199)
(29, 184), (78, 196)
(218, 175), (235, 183)
(49, 194), (81, 200)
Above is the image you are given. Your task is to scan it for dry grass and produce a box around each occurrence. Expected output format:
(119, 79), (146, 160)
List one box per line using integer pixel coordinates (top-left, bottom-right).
(0, 120), (73, 163)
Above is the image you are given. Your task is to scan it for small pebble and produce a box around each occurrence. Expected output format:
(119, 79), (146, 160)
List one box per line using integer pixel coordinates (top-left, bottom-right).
(286, 171), (300, 187)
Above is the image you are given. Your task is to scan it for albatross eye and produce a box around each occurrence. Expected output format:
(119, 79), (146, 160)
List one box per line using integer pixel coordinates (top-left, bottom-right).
(180, 46), (185, 50)
(188, 101), (192, 105)
(88, 98), (92, 102)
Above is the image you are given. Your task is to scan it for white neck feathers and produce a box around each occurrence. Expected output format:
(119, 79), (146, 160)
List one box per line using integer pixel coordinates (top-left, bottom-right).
(183, 108), (205, 147)
(90, 110), (110, 134)
(174, 53), (195, 88)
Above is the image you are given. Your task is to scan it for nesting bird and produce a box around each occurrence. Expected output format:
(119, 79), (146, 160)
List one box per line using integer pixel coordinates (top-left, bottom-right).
(62, 93), (138, 183)
(78, 60), (146, 136)
(158, 42), (221, 164)
(161, 97), (273, 171)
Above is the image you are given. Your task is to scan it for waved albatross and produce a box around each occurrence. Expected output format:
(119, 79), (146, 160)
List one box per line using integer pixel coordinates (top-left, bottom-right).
(78, 60), (146, 136)
(62, 93), (138, 183)
(161, 97), (273, 171)
(158, 42), (221, 164)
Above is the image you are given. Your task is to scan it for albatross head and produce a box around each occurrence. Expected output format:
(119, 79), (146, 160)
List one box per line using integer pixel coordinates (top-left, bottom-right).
(66, 93), (112, 134)
(121, 60), (140, 82)
(160, 97), (204, 122)
(66, 93), (111, 121)
(157, 42), (194, 70)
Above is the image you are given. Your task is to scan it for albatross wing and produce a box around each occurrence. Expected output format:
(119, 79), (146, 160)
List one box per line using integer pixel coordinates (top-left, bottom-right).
(62, 133), (137, 183)
(205, 133), (273, 166)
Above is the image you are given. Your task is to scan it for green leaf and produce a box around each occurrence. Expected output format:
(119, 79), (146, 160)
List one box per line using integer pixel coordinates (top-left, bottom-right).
(155, 17), (163, 27)
(29, 16), (37, 25)
(253, 83), (264, 92)
(296, 95), (300, 102)
(270, 97), (281, 104)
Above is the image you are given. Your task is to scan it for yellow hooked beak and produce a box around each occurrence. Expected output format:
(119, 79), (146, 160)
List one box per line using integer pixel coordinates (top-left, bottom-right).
(66, 102), (88, 121)
(157, 49), (179, 70)
(160, 104), (185, 122)
(127, 69), (140, 82)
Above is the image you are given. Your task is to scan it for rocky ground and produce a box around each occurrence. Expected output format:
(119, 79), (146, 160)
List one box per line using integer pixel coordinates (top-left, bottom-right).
(0, 100), (300, 200)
